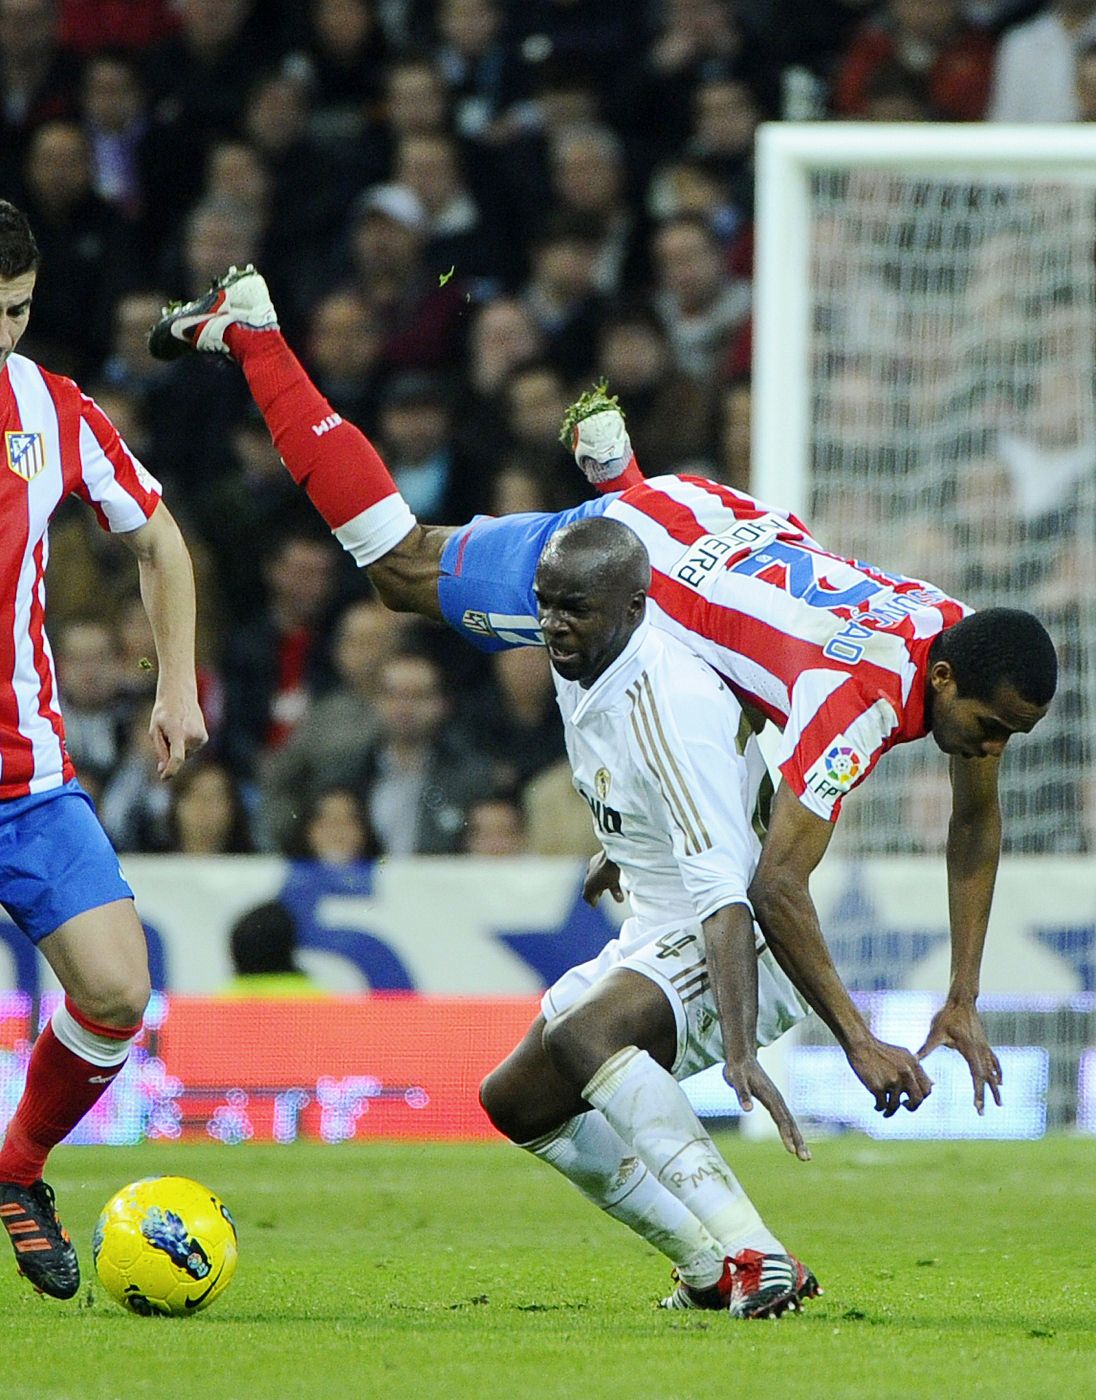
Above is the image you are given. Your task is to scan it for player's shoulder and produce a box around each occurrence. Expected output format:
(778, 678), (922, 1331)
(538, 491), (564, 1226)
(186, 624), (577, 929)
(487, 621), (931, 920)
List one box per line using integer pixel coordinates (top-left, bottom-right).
(642, 627), (736, 712)
(8, 354), (82, 409)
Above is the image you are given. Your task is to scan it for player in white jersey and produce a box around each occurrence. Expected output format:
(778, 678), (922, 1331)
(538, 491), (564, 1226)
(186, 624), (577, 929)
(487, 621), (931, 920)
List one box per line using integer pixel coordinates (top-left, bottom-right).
(0, 201), (207, 1299)
(479, 515), (818, 1317)
(150, 266), (1057, 1124)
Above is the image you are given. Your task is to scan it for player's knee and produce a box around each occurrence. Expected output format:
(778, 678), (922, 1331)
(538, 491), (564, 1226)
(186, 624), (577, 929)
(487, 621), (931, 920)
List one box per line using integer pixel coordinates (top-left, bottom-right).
(478, 1066), (528, 1142)
(75, 973), (150, 1030)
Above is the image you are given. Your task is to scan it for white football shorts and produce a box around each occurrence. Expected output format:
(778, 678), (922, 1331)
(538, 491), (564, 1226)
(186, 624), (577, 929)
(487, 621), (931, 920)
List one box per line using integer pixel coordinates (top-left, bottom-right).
(542, 915), (811, 1080)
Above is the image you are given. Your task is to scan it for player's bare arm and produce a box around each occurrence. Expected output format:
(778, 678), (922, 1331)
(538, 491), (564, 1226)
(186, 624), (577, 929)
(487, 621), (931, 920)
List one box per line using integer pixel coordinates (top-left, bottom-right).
(915, 752), (1005, 1113)
(703, 901), (810, 1161)
(119, 502), (208, 778)
(365, 521), (456, 621)
(750, 783), (933, 1117)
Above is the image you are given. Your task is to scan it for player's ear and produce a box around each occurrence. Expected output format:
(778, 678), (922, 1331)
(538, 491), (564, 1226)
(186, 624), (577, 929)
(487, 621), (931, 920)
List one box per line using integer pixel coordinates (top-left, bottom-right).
(929, 659), (955, 693)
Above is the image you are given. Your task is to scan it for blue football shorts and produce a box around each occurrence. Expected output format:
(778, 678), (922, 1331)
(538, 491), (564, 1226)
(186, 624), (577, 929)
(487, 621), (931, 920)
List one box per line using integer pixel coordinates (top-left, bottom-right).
(437, 497), (613, 652)
(0, 779), (133, 944)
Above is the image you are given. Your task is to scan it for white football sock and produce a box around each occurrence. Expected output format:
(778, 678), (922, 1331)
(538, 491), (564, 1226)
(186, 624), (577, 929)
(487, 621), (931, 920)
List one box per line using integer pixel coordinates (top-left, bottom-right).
(523, 1112), (726, 1287)
(584, 1046), (783, 1256)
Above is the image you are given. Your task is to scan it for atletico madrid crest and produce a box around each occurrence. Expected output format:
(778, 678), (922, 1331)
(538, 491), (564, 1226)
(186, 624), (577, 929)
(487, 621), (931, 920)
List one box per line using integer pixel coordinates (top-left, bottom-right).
(5, 431), (45, 481)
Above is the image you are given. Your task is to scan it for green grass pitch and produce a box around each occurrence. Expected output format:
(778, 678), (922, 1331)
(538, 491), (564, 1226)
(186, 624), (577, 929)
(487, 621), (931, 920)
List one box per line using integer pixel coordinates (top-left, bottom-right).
(1, 1134), (1093, 1400)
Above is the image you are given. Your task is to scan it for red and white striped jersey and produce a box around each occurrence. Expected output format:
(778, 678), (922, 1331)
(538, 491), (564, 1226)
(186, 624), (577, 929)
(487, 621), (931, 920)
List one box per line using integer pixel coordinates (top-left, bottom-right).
(0, 354), (161, 798)
(606, 475), (972, 821)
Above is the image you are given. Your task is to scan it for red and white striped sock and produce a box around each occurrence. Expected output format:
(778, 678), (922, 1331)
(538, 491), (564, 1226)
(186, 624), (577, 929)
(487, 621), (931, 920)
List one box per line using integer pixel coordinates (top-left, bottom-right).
(224, 324), (417, 565)
(0, 998), (139, 1186)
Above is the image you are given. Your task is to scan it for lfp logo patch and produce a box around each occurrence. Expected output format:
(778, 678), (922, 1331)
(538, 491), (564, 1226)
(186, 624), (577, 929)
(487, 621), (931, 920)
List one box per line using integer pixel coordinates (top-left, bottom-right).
(824, 745), (862, 788)
(5, 431), (45, 482)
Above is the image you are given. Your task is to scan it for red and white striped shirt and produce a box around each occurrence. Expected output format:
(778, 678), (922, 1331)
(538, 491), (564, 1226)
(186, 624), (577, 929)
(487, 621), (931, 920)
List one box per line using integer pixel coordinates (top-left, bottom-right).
(606, 475), (971, 821)
(0, 354), (161, 798)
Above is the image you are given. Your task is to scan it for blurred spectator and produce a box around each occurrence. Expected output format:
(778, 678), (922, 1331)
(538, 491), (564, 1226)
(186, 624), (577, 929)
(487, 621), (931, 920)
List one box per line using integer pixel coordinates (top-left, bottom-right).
(203, 138), (271, 232)
(302, 286), (385, 429)
(434, 0), (531, 141)
(522, 211), (605, 381)
(375, 369), (483, 519)
(596, 305), (718, 474)
(473, 645), (564, 788)
(221, 900), (325, 997)
(97, 695), (174, 850)
(284, 785), (379, 864)
(988, 1), (1096, 121)
(650, 213), (750, 381)
(341, 182), (468, 373)
(500, 359), (581, 505)
(685, 75), (758, 228)
(0, 0), (81, 188)
(54, 617), (126, 797)
(631, 0), (757, 165)
(487, 462), (555, 515)
(717, 374), (752, 490)
(462, 790), (528, 855)
(458, 295), (545, 463)
(833, 0), (995, 120)
(77, 51), (148, 223)
(548, 122), (645, 297)
(290, 0), (389, 142)
(262, 597), (412, 847)
(15, 119), (135, 376)
(219, 529), (338, 781)
(242, 68), (356, 312)
(1077, 41), (1096, 118)
(165, 753), (254, 854)
(58, 0), (179, 52)
(522, 757), (600, 858)
(394, 130), (502, 284)
(347, 649), (494, 855)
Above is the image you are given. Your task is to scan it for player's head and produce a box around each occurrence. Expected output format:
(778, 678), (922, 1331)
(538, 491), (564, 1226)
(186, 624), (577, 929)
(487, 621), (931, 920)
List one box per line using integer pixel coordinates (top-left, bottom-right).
(926, 608), (1057, 758)
(0, 200), (39, 371)
(534, 516), (650, 686)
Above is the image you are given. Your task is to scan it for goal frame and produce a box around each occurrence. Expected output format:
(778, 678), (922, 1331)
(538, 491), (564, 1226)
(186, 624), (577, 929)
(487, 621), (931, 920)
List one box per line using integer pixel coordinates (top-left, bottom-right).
(752, 122), (1096, 516)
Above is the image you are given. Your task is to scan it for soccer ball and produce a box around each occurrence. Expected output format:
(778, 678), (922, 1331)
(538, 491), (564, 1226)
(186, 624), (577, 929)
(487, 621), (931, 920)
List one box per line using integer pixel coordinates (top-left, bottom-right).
(93, 1176), (238, 1316)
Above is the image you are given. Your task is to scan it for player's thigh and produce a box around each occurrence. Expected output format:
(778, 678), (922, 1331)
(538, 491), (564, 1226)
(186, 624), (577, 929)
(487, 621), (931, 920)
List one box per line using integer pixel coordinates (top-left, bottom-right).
(480, 1014), (589, 1143)
(366, 523), (452, 620)
(542, 968), (678, 1088)
(39, 900), (150, 1027)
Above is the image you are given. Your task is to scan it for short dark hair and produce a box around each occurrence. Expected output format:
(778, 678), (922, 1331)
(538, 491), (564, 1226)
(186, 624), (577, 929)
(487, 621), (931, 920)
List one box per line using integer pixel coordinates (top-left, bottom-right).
(930, 608), (1058, 706)
(229, 900), (300, 975)
(0, 201), (39, 279)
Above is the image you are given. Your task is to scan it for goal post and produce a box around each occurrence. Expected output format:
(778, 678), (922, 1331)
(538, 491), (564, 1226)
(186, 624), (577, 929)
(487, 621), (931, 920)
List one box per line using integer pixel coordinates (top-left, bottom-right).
(752, 123), (1096, 855)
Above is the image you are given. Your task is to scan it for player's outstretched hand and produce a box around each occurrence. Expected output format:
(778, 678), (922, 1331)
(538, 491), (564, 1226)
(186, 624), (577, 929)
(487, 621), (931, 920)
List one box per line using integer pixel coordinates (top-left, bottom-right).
(722, 1054), (811, 1161)
(917, 1001), (1003, 1115)
(582, 850), (623, 906)
(847, 1036), (934, 1118)
(149, 691), (208, 779)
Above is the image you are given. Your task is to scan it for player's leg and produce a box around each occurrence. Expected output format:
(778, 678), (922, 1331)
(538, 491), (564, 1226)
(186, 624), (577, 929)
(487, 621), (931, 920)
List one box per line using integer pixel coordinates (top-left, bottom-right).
(542, 950), (819, 1317)
(0, 789), (147, 1299)
(147, 266), (452, 618)
(479, 1015), (728, 1291)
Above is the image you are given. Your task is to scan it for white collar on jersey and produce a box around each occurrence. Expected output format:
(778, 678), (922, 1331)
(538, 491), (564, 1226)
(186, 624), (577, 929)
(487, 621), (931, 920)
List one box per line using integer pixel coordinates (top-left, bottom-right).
(568, 614), (653, 725)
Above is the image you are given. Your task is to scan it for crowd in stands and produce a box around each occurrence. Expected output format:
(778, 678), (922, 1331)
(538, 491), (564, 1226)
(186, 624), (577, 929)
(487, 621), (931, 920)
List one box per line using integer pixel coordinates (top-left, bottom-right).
(4, 0), (1093, 857)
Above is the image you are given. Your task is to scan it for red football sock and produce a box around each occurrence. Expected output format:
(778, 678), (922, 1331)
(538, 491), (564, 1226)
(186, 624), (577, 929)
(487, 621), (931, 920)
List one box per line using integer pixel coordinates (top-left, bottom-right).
(0, 1010), (136, 1186)
(223, 325), (399, 530)
(594, 458), (646, 495)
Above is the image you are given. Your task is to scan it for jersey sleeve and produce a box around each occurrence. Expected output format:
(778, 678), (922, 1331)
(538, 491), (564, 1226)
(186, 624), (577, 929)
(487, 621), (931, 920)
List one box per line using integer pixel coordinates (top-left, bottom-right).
(627, 667), (758, 922)
(776, 669), (899, 821)
(71, 392), (162, 532)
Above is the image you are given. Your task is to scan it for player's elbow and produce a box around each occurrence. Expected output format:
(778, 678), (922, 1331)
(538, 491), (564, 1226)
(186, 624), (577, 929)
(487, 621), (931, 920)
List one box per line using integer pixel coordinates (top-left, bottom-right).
(747, 866), (804, 948)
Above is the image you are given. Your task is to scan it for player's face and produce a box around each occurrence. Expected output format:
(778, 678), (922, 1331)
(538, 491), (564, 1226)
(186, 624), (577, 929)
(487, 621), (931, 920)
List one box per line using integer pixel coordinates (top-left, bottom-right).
(535, 566), (643, 687)
(0, 270), (35, 371)
(929, 670), (1047, 759)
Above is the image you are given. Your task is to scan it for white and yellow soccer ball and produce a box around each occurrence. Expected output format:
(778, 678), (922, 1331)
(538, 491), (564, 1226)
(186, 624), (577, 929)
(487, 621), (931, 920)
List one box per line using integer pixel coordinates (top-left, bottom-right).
(93, 1176), (238, 1316)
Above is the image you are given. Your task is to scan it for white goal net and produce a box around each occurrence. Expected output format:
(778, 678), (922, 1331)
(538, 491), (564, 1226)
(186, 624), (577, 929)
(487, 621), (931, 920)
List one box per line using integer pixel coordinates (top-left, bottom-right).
(754, 126), (1096, 856)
